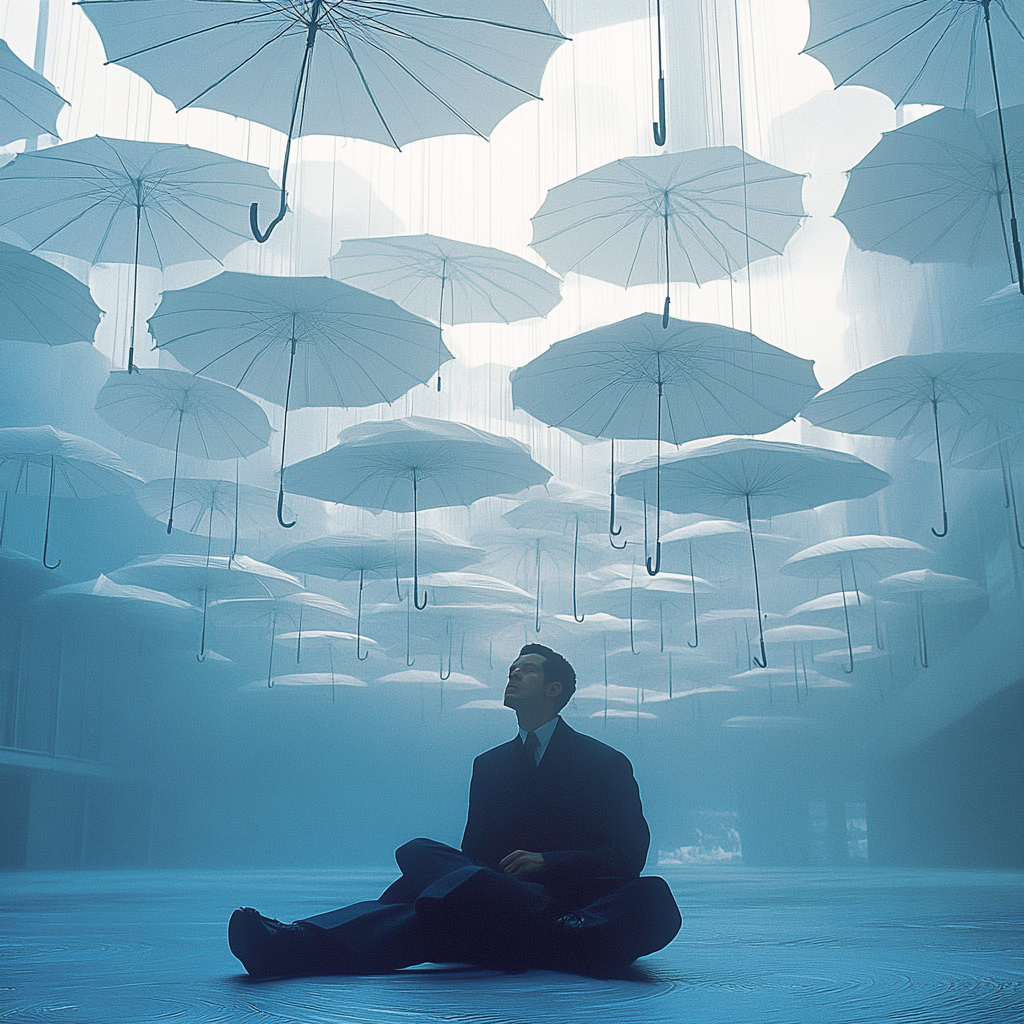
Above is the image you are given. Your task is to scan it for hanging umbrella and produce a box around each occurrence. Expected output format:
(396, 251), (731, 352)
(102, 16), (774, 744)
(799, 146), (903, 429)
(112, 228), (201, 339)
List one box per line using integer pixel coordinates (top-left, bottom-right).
(79, 0), (566, 241)
(804, 0), (1024, 291)
(283, 416), (551, 608)
(510, 313), (820, 570)
(135, 476), (286, 559)
(240, 673), (368, 692)
(0, 39), (67, 146)
(762, 623), (846, 702)
(273, 630), (376, 702)
(148, 271), (446, 527)
(0, 425), (142, 569)
(0, 137), (279, 371)
(94, 368), (273, 535)
(530, 148), (806, 324)
(109, 552), (301, 661)
(787, 591), (881, 674)
(330, 234), (562, 391)
(873, 568), (986, 668)
(802, 352), (1024, 537)
(616, 438), (892, 668)
(0, 242), (103, 347)
(834, 105), (1024, 291)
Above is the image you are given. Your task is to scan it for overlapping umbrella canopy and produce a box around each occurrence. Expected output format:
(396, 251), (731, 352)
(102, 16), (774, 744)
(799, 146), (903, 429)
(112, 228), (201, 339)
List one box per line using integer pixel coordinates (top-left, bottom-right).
(0, 39), (67, 146)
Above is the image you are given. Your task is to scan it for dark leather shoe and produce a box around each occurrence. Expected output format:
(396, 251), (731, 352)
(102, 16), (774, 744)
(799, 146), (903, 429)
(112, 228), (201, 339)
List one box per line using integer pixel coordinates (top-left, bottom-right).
(228, 907), (330, 978)
(554, 910), (608, 930)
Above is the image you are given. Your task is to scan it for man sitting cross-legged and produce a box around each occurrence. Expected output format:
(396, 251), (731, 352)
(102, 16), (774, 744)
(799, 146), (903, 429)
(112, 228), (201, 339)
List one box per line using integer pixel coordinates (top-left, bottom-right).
(228, 644), (681, 977)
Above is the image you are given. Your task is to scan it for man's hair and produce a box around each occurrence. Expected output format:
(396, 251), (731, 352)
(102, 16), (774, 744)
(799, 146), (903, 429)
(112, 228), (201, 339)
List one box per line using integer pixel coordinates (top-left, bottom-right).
(518, 644), (576, 710)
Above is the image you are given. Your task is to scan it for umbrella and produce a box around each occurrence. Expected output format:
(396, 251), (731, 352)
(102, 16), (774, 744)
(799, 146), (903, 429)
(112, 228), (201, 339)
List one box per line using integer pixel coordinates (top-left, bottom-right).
(148, 271), (447, 527)
(330, 234), (562, 391)
(0, 39), (67, 146)
(955, 283), (1024, 352)
(873, 568), (986, 668)
(616, 438), (892, 668)
(0, 425), (142, 569)
(834, 105), (1024, 291)
(0, 137), (279, 371)
(802, 352), (1024, 537)
(273, 630), (376, 702)
(804, 0), (1024, 291)
(79, 0), (566, 241)
(530, 148), (806, 324)
(762, 623), (846, 702)
(135, 475), (287, 558)
(0, 241), (103, 348)
(94, 368), (273, 534)
(109, 552), (301, 661)
(283, 416), (551, 608)
(510, 313), (820, 567)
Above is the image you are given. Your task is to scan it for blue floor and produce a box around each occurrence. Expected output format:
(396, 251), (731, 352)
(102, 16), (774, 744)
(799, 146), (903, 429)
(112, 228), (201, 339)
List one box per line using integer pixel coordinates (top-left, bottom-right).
(1, 867), (1021, 1023)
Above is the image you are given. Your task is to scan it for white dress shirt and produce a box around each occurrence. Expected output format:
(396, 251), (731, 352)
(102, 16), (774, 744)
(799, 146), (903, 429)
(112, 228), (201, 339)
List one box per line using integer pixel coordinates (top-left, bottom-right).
(518, 715), (560, 766)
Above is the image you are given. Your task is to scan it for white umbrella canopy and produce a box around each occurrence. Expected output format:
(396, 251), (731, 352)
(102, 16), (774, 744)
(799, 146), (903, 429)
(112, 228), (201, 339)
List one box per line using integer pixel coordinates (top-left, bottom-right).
(41, 573), (196, 615)
(0, 242), (103, 347)
(834, 105), (1024, 288)
(617, 438), (892, 668)
(782, 535), (932, 583)
(330, 234), (562, 392)
(79, 0), (565, 241)
(284, 416), (551, 608)
(0, 137), (280, 370)
(802, 352), (1024, 537)
(95, 368), (273, 535)
(0, 39), (67, 146)
(149, 271), (448, 528)
(530, 148), (806, 321)
(0, 425), (142, 569)
(954, 283), (1024, 353)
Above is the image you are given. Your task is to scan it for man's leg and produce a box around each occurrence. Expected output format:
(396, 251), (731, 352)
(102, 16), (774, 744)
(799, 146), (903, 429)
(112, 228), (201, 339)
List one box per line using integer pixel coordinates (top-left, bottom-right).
(377, 838), (475, 904)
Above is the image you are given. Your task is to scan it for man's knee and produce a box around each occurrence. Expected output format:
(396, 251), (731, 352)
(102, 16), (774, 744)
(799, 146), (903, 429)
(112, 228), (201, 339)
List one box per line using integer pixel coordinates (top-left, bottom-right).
(395, 838), (465, 873)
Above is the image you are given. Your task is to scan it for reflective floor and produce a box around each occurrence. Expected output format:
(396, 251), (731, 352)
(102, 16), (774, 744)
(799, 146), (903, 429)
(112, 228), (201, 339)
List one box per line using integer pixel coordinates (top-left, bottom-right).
(1, 867), (1021, 1023)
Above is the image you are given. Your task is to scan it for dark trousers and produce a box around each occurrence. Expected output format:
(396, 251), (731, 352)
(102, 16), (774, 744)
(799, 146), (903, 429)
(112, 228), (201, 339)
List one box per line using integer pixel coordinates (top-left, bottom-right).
(298, 839), (681, 974)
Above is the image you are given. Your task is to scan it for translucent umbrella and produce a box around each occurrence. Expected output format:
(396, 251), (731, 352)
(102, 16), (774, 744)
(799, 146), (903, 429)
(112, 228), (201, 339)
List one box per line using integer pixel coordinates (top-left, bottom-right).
(0, 39), (67, 146)
(79, 0), (565, 241)
(0, 242), (103, 347)
(762, 623), (846, 702)
(135, 476), (286, 559)
(873, 568), (987, 669)
(330, 234), (561, 391)
(110, 552), (301, 661)
(284, 416), (551, 608)
(149, 271), (446, 527)
(274, 630), (377, 701)
(95, 368), (273, 534)
(802, 352), (1024, 537)
(804, 0), (1024, 290)
(834, 105), (1024, 291)
(955, 283), (1024, 352)
(616, 438), (892, 668)
(510, 313), (820, 568)
(0, 137), (279, 371)
(531, 148), (805, 324)
(0, 425), (142, 569)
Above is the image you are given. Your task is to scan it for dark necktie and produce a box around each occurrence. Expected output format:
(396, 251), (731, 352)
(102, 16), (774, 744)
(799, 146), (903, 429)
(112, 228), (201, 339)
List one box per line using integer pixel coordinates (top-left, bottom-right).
(523, 731), (540, 768)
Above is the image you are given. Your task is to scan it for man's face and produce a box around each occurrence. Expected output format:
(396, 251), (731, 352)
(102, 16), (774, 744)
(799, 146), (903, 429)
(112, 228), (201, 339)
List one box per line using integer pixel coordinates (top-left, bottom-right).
(503, 653), (549, 711)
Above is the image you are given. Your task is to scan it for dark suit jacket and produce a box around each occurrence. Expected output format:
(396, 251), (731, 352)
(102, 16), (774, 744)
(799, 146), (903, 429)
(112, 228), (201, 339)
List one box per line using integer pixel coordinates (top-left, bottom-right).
(461, 717), (650, 905)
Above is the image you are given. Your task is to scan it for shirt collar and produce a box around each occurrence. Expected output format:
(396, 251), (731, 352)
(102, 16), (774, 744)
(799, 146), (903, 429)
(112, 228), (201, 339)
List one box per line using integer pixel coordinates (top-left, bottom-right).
(519, 715), (560, 763)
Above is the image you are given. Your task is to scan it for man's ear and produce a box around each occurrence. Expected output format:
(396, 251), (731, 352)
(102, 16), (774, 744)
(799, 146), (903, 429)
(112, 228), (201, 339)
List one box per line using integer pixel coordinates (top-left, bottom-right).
(546, 680), (563, 702)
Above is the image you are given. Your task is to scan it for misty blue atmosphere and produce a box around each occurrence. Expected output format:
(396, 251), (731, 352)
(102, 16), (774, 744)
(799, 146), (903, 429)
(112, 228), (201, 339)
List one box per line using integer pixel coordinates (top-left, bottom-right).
(1, 1), (1022, 1022)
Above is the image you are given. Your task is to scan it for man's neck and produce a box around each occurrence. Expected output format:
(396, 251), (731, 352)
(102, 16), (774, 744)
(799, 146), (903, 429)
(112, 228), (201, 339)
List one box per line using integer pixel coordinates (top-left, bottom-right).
(516, 710), (558, 734)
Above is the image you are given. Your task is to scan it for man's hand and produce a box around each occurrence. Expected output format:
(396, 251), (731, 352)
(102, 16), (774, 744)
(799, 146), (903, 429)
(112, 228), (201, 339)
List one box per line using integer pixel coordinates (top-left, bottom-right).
(499, 850), (546, 878)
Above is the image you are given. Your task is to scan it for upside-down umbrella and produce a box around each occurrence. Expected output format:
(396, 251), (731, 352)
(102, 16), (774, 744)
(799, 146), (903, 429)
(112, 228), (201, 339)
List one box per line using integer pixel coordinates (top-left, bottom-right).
(330, 234), (562, 391)
(762, 623), (846, 701)
(787, 591), (878, 676)
(0, 425), (142, 568)
(149, 272), (446, 527)
(79, 0), (566, 241)
(0, 137), (279, 371)
(616, 438), (892, 668)
(135, 476), (287, 559)
(0, 39), (67, 146)
(834, 105), (1024, 291)
(95, 368), (272, 534)
(271, 631), (375, 701)
(804, 0), (1024, 290)
(110, 552), (301, 661)
(530, 148), (806, 324)
(511, 314), (820, 570)
(0, 242), (103, 348)
(802, 352), (1024, 537)
(284, 416), (551, 608)
(873, 568), (986, 668)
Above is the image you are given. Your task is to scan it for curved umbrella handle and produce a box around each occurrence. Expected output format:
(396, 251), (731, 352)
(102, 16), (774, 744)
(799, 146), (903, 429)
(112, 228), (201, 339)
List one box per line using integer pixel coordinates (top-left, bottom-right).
(42, 456), (61, 569)
(629, 562), (640, 655)
(572, 518), (585, 623)
(646, 378), (663, 575)
(609, 442), (625, 548)
(277, 337), (299, 528)
(745, 494), (768, 668)
(687, 542), (699, 648)
(357, 568), (369, 661)
(929, 398), (948, 538)
(653, 74), (666, 147)
(250, 194), (288, 244)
